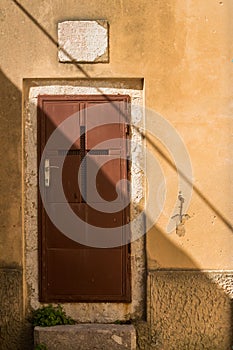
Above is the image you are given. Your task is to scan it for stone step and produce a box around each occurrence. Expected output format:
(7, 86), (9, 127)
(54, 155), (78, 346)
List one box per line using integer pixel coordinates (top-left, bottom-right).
(34, 324), (136, 350)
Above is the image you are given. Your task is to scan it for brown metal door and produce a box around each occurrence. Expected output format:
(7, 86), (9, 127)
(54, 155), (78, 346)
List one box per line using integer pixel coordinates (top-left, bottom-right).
(38, 95), (131, 302)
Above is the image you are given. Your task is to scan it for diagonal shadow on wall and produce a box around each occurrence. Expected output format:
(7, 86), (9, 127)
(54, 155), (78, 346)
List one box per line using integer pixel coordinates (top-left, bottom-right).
(1, 1), (233, 348)
(1, 64), (232, 350)
(139, 222), (233, 350)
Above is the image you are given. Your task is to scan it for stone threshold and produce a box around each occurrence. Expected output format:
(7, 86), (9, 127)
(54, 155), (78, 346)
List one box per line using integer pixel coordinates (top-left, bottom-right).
(34, 323), (136, 349)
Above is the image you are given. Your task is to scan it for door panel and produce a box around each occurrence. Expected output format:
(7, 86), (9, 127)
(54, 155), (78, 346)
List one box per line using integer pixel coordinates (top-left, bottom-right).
(46, 204), (86, 249)
(45, 155), (82, 203)
(86, 156), (122, 203)
(86, 101), (123, 150)
(38, 95), (131, 302)
(47, 249), (124, 297)
(43, 101), (81, 149)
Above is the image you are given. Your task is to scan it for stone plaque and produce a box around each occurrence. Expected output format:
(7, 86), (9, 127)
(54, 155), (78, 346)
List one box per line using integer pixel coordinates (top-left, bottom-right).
(58, 20), (109, 63)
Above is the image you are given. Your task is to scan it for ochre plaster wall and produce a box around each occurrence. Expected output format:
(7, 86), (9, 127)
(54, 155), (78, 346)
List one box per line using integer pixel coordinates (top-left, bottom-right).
(0, 0), (233, 349)
(1, 0), (233, 269)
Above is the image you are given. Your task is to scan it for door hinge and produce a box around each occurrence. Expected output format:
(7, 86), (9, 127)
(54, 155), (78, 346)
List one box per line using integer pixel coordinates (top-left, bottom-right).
(125, 124), (130, 135)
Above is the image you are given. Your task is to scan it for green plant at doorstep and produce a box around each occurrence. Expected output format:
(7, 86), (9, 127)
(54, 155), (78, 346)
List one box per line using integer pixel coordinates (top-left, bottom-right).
(31, 304), (76, 327)
(34, 344), (48, 350)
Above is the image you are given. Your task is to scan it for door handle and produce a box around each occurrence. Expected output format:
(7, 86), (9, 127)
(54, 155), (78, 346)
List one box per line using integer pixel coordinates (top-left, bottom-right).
(44, 159), (59, 187)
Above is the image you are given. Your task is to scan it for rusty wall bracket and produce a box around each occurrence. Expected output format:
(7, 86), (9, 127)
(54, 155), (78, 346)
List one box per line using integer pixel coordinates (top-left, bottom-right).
(171, 191), (190, 236)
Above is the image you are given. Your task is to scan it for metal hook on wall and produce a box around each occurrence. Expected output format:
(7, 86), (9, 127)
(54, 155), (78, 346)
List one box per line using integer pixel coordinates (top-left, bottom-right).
(171, 191), (190, 237)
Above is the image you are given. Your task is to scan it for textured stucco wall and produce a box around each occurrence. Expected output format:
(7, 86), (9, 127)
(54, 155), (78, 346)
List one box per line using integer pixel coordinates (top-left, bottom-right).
(1, 0), (232, 270)
(0, 269), (32, 350)
(145, 271), (233, 350)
